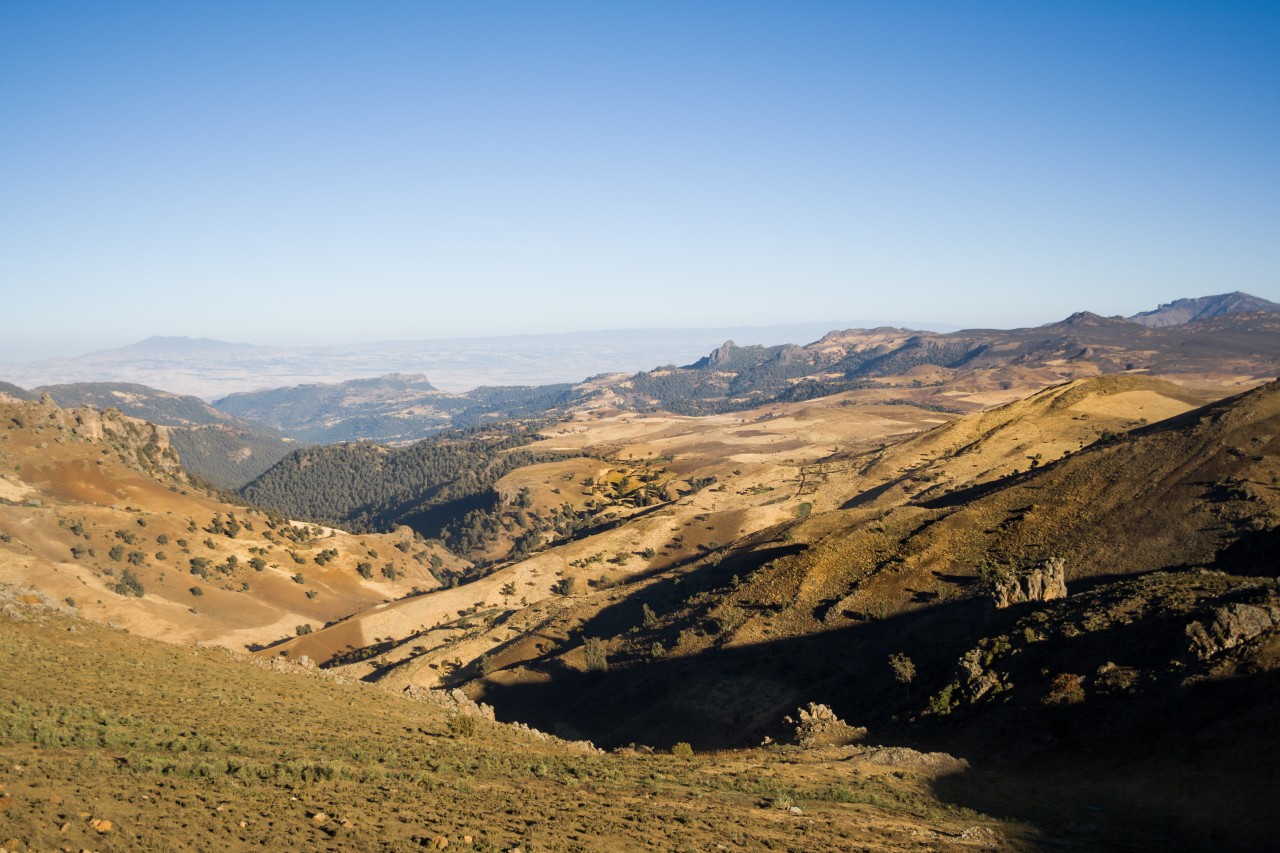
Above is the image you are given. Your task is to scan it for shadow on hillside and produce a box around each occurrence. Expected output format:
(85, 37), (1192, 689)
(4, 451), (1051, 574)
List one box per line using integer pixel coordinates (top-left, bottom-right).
(479, 595), (994, 751)
(928, 668), (1280, 853)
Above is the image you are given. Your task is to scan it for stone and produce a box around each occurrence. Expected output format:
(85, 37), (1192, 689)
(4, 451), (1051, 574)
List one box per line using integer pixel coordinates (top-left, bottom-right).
(785, 702), (867, 747)
(1187, 600), (1280, 659)
(992, 557), (1067, 608)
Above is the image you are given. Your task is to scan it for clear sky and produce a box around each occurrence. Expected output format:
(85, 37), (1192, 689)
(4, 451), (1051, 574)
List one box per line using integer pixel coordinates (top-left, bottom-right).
(2, 1), (1277, 360)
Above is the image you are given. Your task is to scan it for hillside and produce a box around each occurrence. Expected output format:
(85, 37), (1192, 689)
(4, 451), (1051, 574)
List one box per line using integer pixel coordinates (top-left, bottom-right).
(0, 589), (1042, 852)
(260, 376), (1208, 684)
(32, 382), (295, 489)
(215, 373), (581, 443)
(0, 395), (454, 653)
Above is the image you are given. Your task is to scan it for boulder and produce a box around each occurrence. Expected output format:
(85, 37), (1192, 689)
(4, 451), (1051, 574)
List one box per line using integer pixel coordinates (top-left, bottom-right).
(1187, 600), (1280, 659)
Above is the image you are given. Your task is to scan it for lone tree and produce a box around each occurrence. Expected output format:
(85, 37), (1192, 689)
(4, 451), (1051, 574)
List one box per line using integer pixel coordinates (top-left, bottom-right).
(889, 653), (916, 695)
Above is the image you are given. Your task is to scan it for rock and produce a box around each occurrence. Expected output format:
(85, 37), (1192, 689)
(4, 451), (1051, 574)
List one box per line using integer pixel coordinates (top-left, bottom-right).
(850, 745), (970, 775)
(957, 649), (1005, 703)
(311, 812), (327, 824)
(785, 702), (867, 747)
(992, 557), (1067, 608)
(433, 836), (449, 849)
(1187, 600), (1280, 659)
(90, 818), (113, 833)
(788, 806), (804, 815)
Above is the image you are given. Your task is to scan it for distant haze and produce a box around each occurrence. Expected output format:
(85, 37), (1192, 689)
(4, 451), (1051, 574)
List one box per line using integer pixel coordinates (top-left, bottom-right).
(2, 4), (1277, 361)
(0, 321), (953, 399)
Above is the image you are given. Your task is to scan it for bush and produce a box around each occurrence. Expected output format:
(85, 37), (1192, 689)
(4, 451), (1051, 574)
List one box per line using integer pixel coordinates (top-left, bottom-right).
(112, 568), (145, 598)
(671, 742), (694, 757)
(189, 586), (203, 597)
(583, 637), (608, 672)
(447, 714), (478, 738)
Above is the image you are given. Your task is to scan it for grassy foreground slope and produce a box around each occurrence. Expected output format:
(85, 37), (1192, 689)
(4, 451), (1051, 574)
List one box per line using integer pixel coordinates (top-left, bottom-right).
(0, 591), (1029, 853)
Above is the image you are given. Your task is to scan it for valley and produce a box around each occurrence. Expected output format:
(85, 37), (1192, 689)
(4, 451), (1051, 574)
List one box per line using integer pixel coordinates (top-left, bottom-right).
(2, 297), (1279, 851)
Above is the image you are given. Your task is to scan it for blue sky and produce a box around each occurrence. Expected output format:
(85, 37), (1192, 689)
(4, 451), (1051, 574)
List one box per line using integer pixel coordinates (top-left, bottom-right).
(2, 1), (1277, 359)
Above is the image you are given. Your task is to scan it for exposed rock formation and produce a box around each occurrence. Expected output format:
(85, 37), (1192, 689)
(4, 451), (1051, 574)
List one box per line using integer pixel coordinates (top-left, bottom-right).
(1187, 600), (1280, 659)
(992, 556), (1067, 608)
(785, 702), (867, 747)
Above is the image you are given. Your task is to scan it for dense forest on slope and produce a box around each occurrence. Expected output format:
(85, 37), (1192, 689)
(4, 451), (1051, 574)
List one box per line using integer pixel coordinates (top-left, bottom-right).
(240, 422), (575, 567)
(165, 425), (298, 491)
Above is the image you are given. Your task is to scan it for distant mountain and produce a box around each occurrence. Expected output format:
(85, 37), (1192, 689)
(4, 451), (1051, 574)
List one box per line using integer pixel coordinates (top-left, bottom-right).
(34, 382), (295, 489)
(215, 374), (581, 444)
(610, 310), (1280, 416)
(110, 335), (268, 355)
(0, 322), (942, 399)
(1128, 291), (1280, 327)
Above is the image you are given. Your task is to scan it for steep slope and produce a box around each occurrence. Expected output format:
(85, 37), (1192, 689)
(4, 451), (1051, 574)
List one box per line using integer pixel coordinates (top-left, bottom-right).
(373, 379), (1267, 744)
(0, 381), (38, 401)
(0, 396), (450, 651)
(35, 382), (295, 489)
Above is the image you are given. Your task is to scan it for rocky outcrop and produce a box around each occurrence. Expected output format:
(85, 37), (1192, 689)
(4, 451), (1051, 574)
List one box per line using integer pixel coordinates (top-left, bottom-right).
(1187, 600), (1280, 660)
(992, 556), (1067, 608)
(785, 702), (867, 747)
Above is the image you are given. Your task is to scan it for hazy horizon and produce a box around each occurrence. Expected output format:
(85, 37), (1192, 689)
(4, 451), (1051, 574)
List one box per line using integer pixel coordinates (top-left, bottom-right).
(3, 3), (1277, 361)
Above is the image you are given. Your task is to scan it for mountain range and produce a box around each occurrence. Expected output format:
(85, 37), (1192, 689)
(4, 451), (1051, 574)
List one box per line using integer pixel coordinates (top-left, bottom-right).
(2, 293), (1280, 850)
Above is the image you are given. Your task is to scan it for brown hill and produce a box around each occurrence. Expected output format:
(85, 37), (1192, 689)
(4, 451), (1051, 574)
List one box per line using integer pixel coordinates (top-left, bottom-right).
(0, 395), (452, 651)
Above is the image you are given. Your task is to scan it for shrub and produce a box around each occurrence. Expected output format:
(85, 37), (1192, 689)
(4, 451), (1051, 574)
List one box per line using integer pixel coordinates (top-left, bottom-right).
(112, 568), (145, 597)
(292, 572), (305, 584)
(189, 586), (203, 597)
(448, 715), (478, 738)
(889, 653), (916, 686)
(671, 742), (694, 757)
(583, 637), (608, 672)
